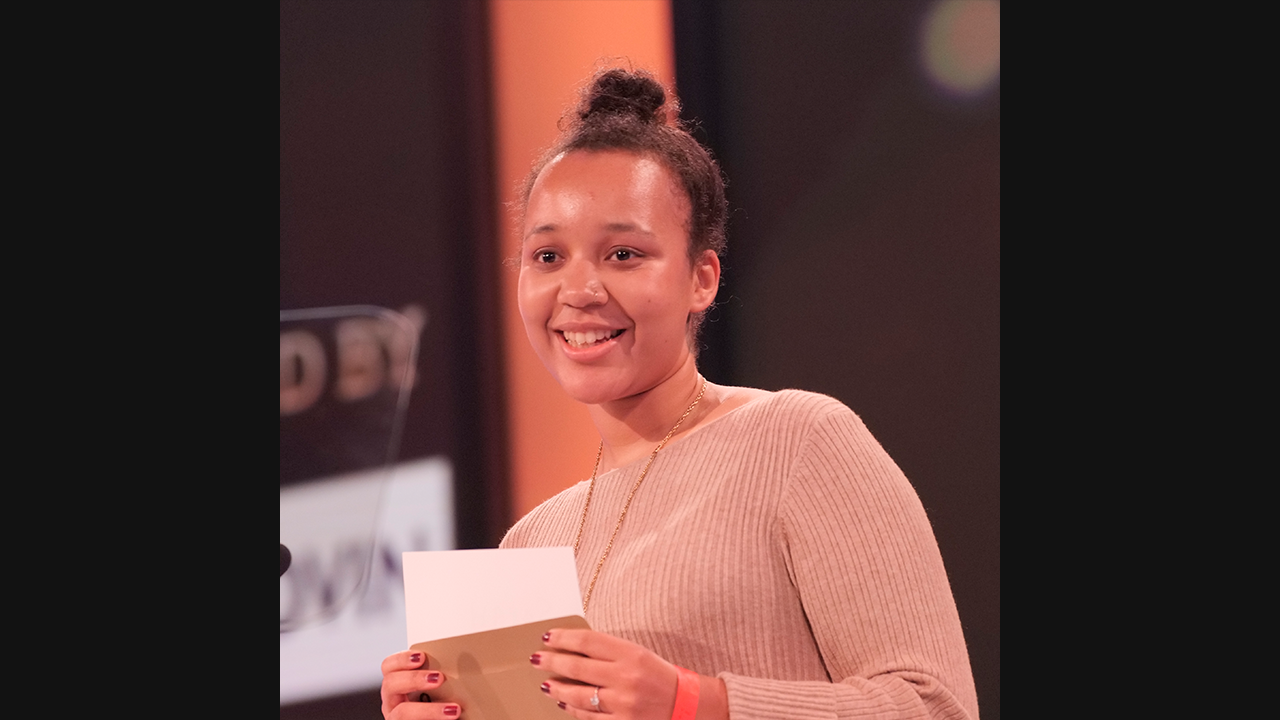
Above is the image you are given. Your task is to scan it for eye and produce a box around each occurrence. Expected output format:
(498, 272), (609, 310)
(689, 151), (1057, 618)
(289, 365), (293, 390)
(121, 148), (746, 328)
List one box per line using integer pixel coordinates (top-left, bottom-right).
(534, 250), (558, 264)
(610, 248), (638, 262)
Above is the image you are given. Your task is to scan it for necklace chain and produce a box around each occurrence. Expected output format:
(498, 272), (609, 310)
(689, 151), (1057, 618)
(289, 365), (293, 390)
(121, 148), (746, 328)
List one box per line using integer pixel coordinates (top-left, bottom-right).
(573, 377), (708, 611)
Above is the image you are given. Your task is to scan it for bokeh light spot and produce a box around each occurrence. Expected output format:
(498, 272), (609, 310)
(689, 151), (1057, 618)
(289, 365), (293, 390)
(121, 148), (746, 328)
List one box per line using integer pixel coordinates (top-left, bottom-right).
(921, 0), (1000, 97)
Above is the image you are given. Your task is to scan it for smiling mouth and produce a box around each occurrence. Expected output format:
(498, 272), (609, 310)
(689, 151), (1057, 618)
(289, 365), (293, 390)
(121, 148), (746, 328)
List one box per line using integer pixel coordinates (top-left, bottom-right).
(560, 329), (624, 348)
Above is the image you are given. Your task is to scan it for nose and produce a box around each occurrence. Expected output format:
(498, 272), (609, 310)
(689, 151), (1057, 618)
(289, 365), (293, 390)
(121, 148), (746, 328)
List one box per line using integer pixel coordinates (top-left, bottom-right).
(557, 260), (608, 307)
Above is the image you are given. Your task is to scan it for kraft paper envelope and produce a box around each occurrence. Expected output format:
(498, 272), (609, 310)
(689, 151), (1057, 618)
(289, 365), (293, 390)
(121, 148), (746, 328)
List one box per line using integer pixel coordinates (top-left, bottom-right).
(410, 614), (592, 720)
(402, 548), (590, 719)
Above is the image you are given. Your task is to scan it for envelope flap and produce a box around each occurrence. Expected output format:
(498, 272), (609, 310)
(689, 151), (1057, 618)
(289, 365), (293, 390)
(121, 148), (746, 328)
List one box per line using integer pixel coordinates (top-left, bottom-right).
(409, 615), (592, 720)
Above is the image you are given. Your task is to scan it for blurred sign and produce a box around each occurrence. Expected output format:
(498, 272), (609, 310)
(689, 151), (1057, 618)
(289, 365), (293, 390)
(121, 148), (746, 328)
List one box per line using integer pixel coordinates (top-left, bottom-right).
(280, 456), (455, 704)
(281, 306), (421, 633)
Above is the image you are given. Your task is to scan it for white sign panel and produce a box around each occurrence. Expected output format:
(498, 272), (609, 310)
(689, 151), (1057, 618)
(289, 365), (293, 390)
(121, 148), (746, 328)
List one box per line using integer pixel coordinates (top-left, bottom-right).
(280, 455), (454, 705)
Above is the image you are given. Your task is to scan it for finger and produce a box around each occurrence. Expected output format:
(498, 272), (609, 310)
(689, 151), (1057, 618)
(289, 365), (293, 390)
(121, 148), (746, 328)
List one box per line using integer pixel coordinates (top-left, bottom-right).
(382, 650), (430, 675)
(543, 678), (610, 716)
(381, 668), (447, 697)
(541, 628), (621, 660)
(383, 698), (463, 720)
(552, 697), (605, 720)
(380, 651), (444, 717)
(530, 649), (609, 686)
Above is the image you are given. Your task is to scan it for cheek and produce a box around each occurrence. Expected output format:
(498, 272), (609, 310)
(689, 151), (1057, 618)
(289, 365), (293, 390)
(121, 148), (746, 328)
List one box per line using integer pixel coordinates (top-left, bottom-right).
(516, 274), (541, 325)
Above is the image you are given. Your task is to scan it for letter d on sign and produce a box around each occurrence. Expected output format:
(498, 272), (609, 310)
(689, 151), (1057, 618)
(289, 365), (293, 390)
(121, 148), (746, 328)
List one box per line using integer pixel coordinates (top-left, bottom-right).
(280, 330), (327, 416)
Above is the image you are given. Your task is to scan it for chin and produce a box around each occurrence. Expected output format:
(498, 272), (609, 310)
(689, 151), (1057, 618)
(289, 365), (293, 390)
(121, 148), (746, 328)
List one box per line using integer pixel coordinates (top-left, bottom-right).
(555, 378), (624, 406)
(548, 368), (639, 406)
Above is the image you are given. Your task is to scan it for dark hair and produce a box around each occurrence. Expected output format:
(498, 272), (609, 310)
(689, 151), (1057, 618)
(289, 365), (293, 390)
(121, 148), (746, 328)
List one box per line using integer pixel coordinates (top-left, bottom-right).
(521, 68), (728, 265)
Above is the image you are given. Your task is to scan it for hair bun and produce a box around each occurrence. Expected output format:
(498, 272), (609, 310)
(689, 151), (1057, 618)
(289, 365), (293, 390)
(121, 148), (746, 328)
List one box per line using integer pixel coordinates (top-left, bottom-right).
(580, 68), (667, 125)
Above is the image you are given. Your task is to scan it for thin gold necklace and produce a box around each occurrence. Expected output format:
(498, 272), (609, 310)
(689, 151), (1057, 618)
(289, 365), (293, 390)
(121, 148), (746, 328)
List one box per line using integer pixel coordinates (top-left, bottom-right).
(573, 376), (708, 611)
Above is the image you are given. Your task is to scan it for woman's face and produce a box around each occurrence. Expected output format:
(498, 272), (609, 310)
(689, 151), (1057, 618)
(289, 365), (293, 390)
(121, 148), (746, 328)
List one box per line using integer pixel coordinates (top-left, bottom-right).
(518, 150), (719, 406)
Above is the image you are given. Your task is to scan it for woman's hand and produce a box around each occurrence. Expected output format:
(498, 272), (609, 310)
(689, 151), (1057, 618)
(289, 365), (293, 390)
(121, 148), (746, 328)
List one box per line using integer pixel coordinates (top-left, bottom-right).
(379, 650), (460, 719)
(532, 628), (682, 719)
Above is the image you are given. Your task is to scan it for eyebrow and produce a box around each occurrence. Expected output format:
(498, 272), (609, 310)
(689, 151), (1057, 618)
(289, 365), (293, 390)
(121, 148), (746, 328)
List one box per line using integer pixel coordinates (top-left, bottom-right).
(604, 222), (653, 235)
(526, 222), (654, 238)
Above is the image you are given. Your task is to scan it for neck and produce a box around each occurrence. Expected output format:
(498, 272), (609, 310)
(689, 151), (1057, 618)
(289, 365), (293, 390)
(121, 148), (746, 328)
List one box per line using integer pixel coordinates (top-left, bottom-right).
(587, 357), (710, 473)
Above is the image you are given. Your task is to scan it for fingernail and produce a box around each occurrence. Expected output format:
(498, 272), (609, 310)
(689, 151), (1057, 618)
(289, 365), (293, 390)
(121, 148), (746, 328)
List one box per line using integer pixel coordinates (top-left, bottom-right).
(540, 682), (551, 694)
(427, 672), (442, 683)
(410, 652), (423, 664)
(543, 631), (551, 642)
(558, 701), (567, 710)
(444, 705), (460, 717)
(530, 653), (541, 665)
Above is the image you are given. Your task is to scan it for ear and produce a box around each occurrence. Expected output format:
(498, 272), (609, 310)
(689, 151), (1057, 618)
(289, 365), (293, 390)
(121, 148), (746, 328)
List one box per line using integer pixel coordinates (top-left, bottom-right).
(689, 249), (721, 313)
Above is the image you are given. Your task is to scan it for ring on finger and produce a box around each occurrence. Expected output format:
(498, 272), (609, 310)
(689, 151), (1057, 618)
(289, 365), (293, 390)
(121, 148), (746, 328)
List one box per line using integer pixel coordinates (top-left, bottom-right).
(590, 685), (602, 712)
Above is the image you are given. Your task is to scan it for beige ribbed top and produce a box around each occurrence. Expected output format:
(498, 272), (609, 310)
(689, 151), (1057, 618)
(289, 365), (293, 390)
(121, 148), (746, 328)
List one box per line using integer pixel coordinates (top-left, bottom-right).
(501, 390), (978, 720)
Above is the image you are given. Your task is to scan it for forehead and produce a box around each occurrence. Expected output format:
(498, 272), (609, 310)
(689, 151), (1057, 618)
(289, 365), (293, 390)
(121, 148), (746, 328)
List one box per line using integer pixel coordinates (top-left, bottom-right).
(524, 151), (688, 230)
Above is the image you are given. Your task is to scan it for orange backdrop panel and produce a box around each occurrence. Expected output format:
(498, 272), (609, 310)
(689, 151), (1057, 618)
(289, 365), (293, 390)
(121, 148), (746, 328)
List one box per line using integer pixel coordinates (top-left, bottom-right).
(490, 0), (676, 524)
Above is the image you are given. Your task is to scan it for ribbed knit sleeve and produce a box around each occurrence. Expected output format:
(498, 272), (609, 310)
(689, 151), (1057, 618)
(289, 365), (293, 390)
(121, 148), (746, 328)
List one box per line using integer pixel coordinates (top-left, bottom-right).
(718, 403), (977, 720)
(500, 390), (978, 720)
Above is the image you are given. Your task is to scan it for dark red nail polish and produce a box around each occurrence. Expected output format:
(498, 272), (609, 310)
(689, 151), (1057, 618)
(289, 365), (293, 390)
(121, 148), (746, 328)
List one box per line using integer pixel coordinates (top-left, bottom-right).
(558, 701), (567, 710)
(541, 682), (551, 694)
(410, 652), (423, 664)
(427, 672), (441, 683)
(444, 705), (459, 717)
(530, 653), (541, 665)
(543, 631), (551, 642)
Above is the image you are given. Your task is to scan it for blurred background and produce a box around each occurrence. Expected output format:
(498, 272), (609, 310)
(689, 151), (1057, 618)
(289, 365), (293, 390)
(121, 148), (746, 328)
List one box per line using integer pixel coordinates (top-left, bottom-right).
(280, 0), (998, 718)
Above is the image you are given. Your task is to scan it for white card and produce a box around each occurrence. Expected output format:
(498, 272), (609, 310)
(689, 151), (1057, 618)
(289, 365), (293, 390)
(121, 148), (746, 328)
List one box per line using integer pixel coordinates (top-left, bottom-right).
(403, 547), (584, 646)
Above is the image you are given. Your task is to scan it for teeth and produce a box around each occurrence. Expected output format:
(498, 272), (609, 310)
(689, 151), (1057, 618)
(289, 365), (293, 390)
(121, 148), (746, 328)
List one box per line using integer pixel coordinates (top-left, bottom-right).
(562, 329), (622, 348)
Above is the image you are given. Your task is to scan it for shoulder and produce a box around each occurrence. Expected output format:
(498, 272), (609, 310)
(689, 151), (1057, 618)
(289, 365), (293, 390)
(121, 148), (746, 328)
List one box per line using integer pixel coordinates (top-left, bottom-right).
(705, 388), (876, 470)
(736, 389), (897, 483)
(499, 479), (589, 549)
(735, 388), (861, 432)
(769, 388), (853, 415)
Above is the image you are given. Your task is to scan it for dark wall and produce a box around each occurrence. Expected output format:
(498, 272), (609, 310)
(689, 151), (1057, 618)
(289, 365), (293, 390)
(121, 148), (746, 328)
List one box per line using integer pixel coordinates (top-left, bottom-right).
(280, 2), (501, 717)
(675, 1), (1000, 717)
(280, 0), (505, 548)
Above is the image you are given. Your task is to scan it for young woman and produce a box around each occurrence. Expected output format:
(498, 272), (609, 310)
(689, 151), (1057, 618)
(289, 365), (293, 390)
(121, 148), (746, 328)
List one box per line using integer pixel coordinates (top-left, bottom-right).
(381, 68), (978, 720)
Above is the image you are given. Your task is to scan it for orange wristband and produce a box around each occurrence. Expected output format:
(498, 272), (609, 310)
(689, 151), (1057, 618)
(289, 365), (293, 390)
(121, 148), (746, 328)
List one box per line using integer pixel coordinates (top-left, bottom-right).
(672, 666), (700, 720)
